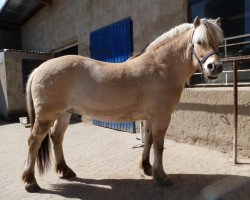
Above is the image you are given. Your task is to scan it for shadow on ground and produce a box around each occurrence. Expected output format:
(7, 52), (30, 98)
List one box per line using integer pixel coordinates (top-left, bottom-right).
(0, 118), (16, 126)
(41, 174), (250, 200)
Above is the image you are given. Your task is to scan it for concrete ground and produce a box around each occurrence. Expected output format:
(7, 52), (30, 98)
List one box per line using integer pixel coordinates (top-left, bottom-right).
(0, 120), (250, 200)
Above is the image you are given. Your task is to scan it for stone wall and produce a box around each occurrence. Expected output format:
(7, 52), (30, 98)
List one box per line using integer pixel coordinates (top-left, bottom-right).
(168, 87), (250, 157)
(0, 52), (8, 118)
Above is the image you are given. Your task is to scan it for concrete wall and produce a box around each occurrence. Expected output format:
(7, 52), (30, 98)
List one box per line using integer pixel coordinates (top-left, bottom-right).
(0, 52), (8, 118)
(22, 0), (188, 55)
(168, 87), (250, 157)
(0, 50), (51, 120)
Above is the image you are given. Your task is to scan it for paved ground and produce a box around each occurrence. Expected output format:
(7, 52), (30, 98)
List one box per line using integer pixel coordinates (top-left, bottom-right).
(0, 120), (250, 200)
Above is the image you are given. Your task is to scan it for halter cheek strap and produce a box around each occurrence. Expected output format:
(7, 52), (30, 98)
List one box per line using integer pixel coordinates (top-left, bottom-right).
(190, 27), (219, 69)
(192, 47), (219, 67)
(190, 29), (220, 83)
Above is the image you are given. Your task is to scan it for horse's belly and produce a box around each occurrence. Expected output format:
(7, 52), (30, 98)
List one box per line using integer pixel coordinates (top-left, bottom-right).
(84, 112), (143, 122)
(73, 100), (145, 122)
(71, 83), (145, 121)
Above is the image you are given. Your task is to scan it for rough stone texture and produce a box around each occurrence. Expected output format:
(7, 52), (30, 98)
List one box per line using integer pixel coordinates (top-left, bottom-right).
(0, 52), (8, 118)
(168, 87), (250, 158)
(0, 50), (51, 120)
(21, 0), (188, 55)
(0, 121), (249, 200)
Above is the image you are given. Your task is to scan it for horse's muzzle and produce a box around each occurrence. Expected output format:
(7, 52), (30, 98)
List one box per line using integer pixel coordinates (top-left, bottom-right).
(207, 63), (223, 73)
(206, 62), (223, 79)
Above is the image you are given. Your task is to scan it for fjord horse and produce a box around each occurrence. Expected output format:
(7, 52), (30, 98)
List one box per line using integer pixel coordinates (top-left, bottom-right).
(22, 17), (224, 192)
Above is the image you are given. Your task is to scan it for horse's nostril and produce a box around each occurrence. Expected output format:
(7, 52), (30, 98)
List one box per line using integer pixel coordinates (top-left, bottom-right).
(207, 63), (214, 71)
(217, 64), (223, 73)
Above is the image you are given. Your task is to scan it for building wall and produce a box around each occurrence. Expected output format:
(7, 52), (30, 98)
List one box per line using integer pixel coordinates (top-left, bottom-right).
(0, 52), (8, 118)
(21, 0), (188, 55)
(22, 0), (79, 53)
(168, 88), (250, 157)
(0, 51), (51, 120)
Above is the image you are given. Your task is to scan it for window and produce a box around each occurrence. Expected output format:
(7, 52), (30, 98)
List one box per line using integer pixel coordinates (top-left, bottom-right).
(22, 59), (46, 92)
(189, 0), (247, 37)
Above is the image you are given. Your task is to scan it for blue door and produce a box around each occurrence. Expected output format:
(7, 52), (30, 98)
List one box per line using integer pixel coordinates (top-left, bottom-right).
(90, 18), (135, 133)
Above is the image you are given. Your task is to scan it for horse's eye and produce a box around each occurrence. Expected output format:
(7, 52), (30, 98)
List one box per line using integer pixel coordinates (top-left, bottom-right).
(197, 41), (202, 45)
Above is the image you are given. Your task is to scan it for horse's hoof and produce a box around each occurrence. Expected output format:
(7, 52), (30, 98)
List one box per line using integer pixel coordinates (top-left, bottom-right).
(153, 170), (174, 186)
(61, 168), (76, 179)
(144, 167), (153, 176)
(25, 183), (41, 193)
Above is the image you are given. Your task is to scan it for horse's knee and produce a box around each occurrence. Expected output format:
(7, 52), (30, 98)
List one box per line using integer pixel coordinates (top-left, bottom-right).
(34, 120), (52, 134)
(50, 113), (71, 144)
(154, 146), (164, 154)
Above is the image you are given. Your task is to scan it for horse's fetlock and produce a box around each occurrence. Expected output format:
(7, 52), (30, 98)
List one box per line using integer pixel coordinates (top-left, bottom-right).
(22, 170), (36, 184)
(55, 162), (67, 174)
(140, 159), (152, 176)
(55, 163), (76, 178)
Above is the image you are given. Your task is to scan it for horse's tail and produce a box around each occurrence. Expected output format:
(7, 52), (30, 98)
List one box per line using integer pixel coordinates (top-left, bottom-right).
(26, 71), (35, 127)
(26, 71), (51, 174)
(37, 132), (51, 174)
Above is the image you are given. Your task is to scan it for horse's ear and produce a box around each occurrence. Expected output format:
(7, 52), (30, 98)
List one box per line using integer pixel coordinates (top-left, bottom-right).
(193, 16), (200, 28)
(215, 17), (221, 26)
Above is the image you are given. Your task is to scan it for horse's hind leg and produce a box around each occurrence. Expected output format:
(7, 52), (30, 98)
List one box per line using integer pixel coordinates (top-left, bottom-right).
(140, 120), (153, 176)
(152, 115), (173, 186)
(50, 111), (76, 179)
(22, 119), (53, 192)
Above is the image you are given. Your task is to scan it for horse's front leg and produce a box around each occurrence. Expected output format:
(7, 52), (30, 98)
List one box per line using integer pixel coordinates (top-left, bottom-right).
(140, 120), (153, 176)
(152, 115), (173, 186)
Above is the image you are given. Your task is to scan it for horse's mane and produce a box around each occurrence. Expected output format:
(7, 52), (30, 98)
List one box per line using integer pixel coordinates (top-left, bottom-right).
(129, 18), (223, 59)
(145, 23), (193, 52)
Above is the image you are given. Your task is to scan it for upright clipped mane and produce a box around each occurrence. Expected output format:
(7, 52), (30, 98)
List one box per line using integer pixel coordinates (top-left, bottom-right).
(129, 18), (223, 59)
(145, 23), (193, 52)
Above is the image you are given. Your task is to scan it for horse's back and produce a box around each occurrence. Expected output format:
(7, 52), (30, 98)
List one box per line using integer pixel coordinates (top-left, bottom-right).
(29, 55), (147, 121)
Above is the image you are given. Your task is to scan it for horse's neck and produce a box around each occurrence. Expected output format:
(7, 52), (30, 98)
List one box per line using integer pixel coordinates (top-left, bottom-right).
(149, 29), (196, 86)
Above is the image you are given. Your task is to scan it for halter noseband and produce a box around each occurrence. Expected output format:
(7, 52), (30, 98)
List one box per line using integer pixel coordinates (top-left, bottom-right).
(192, 48), (219, 67)
(191, 30), (219, 69)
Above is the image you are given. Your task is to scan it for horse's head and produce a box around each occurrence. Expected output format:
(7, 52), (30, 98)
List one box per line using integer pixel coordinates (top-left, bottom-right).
(191, 16), (224, 80)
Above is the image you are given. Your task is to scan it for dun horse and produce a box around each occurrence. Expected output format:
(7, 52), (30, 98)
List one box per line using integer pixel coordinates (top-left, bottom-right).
(22, 17), (224, 192)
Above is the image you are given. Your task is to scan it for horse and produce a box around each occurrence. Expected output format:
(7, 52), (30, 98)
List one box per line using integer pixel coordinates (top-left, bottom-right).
(22, 16), (224, 192)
